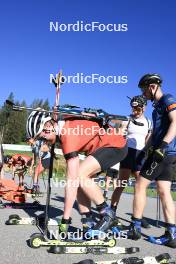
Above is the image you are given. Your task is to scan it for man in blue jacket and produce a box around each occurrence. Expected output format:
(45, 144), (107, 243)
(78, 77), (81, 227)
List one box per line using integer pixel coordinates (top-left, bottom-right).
(128, 74), (176, 248)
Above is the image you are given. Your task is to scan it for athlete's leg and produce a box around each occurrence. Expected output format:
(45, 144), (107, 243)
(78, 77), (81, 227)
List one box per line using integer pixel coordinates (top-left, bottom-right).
(133, 176), (151, 218)
(103, 176), (111, 199)
(111, 168), (131, 206)
(156, 180), (175, 224)
(33, 161), (44, 184)
(78, 155), (102, 205)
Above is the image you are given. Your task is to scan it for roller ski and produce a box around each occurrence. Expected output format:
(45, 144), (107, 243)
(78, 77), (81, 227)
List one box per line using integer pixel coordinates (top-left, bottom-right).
(0, 199), (42, 209)
(74, 253), (174, 264)
(5, 213), (60, 226)
(49, 245), (139, 255)
(29, 232), (116, 249)
(148, 227), (176, 248)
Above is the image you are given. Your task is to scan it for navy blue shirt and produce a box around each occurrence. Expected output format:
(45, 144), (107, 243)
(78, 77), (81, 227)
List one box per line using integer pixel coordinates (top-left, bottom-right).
(152, 94), (176, 155)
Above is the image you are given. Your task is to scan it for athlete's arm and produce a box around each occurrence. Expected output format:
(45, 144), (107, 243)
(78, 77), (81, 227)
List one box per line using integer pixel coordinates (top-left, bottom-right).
(64, 156), (80, 219)
(163, 110), (176, 144)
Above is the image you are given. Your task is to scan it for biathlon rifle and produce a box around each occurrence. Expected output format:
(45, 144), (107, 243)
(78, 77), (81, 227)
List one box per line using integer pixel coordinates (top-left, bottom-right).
(5, 100), (144, 126)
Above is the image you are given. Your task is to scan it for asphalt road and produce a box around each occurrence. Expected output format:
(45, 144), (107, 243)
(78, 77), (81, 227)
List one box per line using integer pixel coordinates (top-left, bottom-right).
(0, 173), (176, 264)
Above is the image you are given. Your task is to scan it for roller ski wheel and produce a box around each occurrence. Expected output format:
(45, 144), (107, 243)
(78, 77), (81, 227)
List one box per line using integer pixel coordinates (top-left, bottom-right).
(29, 233), (45, 248)
(75, 260), (94, 264)
(6, 214), (21, 225)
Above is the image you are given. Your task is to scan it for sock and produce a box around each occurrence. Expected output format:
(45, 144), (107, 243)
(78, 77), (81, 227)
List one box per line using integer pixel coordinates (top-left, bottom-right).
(61, 217), (72, 224)
(96, 201), (108, 212)
(131, 216), (142, 230)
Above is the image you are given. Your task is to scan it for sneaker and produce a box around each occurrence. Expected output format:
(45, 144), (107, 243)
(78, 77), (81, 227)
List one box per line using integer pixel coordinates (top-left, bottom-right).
(127, 222), (141, 240)
(149, 230), (176, 248)
(141, 218), (151, 229)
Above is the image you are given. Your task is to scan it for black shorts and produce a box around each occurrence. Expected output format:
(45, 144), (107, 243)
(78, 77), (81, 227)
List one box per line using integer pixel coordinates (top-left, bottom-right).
(120, 147), (144, 172)
(140, 155), (176, 182)
(91, 145), (127, 171)
(106, 168), (119, 179)
(41, 158), (50, 169)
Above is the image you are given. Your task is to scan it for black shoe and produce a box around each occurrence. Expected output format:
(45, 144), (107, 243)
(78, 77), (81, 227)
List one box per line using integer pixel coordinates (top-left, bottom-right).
(127, 224), (141, 240)
(141, 218), (151, 229)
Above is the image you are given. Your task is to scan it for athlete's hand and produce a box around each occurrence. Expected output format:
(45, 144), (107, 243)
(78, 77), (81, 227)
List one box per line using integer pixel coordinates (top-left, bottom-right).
(153, 141), (168, 163)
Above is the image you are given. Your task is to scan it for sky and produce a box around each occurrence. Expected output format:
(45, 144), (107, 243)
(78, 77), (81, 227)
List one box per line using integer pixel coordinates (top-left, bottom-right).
(0, 0), (176, 119)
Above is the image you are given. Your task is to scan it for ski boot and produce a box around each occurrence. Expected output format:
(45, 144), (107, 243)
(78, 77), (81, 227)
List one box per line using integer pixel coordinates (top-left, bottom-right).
(58, 218), (72, 239)
(127, 217), (141, 240)
(111, 217), (130, 235)
(81, 214), (96, 240)
(87, 207), (115, 239)
(141, 217), (151, 229)
(149, 225), (176, 248)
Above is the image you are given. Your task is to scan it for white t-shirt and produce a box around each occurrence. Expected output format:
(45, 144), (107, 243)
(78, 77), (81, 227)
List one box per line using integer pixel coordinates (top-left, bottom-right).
(124, 116), (152, 150)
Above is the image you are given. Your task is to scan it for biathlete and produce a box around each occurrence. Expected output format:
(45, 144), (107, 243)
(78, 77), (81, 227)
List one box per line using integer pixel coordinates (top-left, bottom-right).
(128, 74), (176, 248)
(32, 140), (51, 194)
(26, 110), (128, 235)
(5, 154), (32, 187)
(27, 137), (51, 194)
(111, 95), (152, 228)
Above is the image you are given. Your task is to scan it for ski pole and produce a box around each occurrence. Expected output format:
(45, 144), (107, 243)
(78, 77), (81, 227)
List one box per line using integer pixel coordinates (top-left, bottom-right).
(156, 193), (161, 227)
(43, 69), (62, 237)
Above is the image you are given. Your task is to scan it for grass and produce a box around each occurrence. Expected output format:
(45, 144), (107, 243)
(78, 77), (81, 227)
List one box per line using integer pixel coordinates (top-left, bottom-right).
(124, 186), (176, 201)
(4, 150), (32, 156)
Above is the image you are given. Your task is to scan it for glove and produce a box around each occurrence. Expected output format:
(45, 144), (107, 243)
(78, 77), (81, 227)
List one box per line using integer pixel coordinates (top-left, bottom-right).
(153, 141), (168, 163)
(135, 151), (146, 166)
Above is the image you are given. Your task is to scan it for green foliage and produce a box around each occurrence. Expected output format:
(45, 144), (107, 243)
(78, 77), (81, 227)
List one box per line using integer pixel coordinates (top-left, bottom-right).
(0, 93), (51, 144)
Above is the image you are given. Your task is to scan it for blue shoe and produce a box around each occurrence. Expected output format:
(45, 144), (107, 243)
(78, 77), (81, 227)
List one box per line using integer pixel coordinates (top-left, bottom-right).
(148, 230), (176, 248)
